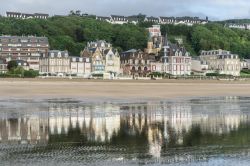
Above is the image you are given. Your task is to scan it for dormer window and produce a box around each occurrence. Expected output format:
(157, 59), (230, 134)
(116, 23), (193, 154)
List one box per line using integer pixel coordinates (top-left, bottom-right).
(65, 53), (68, 57)
(58, 52), (61, 58)
(50, 53), (54, 58)
(179, 51), (182, 56)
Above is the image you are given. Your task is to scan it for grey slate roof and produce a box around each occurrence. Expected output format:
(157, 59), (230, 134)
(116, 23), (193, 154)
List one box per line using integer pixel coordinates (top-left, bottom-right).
(96, 16), (111, 21)
(0, 36), (49, 44)
(48, 50), (69, 58)
(111, 15), (128, 21)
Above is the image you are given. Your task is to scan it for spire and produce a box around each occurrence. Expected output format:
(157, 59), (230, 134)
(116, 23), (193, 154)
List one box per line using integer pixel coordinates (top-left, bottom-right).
(163, 33), (169, 64)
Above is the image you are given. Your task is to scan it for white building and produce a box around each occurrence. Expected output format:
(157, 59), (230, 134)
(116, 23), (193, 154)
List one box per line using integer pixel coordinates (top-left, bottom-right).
(0, 59), (7, 73)
(191, 59), (209, 75)
(241, 59), (250, 69)
(104, 49), (121, 79)
(70, 56), (91, 77)
(227, 24), (250, 30)
(147, 25), (161, 38)
(159, 16), (208, 26)
(110, 15), (128, 24)
(39, 50), (70, 76)
(200, 49), (241, 76)
(6, 12), (49, 19)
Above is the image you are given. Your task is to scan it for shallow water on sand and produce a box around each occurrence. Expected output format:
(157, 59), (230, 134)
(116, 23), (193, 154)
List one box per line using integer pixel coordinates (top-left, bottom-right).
(1, 97), (250, 166)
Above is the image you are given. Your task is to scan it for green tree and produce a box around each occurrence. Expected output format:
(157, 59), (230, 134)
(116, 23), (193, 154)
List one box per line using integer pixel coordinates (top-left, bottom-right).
(7, 60), (18, 71)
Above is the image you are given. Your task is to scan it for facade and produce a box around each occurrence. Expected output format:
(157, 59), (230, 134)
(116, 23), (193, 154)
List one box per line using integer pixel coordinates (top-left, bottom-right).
(96, 14), (208, 26)
(226, 23), (250, 30)
(191, 59), (209, 75)
(90, 48), (106, 74)
(159, 16), (208, 26)
(6, 12), (49, 19)
(200, 49), (241, 76)
(70, 56), (91, 76)
(120, 49), (154, 76)
(110, 15), (128, 24)
(81, 40), (121, 77)
(147, 25), (161, 38)
(150, 62), (163, 73)
(153, 35), (192, 76)
(39, 50), (70, 76)
(0, 59), (7, 73)
(0, 35), (49, 71)
(241, 59), (250, 69)
(104, 49), (121, 79)
(145, 25), (164, 54)
(166, 52), (191, 76)
(86, 40), (112, 51)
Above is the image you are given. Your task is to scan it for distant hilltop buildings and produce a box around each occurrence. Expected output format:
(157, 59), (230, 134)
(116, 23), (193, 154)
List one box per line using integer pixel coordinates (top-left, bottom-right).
(4, 11), (208, 26)
(6, 11), (49, 19)
(96, 15), (209, 26)
(225, 23), (250, 30)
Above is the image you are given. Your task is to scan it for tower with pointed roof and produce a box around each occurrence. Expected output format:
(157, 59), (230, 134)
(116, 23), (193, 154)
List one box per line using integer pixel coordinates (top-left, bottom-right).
(163, 33), (169, 64)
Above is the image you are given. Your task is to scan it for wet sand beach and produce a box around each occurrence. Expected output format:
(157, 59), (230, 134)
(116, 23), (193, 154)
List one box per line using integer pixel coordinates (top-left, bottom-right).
(0, 78), (250, 100)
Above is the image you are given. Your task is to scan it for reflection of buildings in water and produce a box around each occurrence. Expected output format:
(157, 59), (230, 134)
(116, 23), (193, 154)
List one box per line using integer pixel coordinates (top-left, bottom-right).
(0, 97), (248, 148)
(0, 116), (49, 144)
(148, 126), (163, 158)
(120, 99), (248, 157)
(120, 102), (192, 158)
(192, 96), (247, 134)
(48, 103), (121, 142)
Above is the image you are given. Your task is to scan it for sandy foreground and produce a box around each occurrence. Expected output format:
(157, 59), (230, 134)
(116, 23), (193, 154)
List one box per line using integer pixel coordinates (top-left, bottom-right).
(0, 78), (250, 101)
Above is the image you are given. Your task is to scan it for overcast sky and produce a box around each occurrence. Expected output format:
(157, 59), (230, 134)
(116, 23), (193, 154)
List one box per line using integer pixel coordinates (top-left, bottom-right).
(1, 0), (250, 20)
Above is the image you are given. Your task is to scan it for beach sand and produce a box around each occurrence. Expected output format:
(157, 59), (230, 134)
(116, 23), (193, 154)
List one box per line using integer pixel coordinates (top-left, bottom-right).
(0, 78), (250, 100)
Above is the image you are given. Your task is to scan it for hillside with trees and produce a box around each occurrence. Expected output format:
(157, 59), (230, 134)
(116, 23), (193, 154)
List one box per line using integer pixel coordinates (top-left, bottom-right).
(0, 15), (250, 58)
(0, 16), (148, 55)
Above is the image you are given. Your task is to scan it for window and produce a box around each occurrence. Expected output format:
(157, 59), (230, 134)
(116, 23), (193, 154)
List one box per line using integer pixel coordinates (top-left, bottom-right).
(58, 52), (61, 58)
(173, 65), (177, 71)
(181, 65), (184, 71)
(173, 58), (176, 63)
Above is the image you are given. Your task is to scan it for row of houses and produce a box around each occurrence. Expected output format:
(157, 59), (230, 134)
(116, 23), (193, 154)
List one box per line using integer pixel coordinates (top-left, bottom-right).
(0, 32), (191, 78)
(4, 11), (208, 26)
(96, 15), (209, 26)
(226, 23), (250, 30)
(0, 25), (249, 78)
(6, 12), (49, 19)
